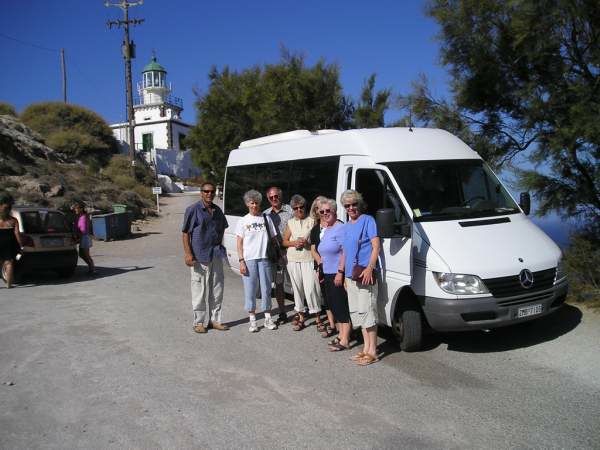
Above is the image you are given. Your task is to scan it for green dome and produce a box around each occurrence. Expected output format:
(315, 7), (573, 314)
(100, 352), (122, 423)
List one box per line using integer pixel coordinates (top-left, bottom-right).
(143, 56), (166, 73)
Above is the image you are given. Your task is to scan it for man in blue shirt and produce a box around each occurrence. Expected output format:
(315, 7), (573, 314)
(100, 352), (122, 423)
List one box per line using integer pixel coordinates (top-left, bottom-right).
(182, 182), (229, 333)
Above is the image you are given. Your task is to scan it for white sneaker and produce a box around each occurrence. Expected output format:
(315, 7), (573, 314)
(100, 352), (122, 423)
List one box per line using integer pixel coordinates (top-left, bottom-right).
(264, 317), (278, 330)
(249, 321), (259, 333)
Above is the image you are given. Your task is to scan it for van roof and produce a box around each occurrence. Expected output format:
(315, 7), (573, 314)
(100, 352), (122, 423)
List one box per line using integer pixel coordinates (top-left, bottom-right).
(228, 127), (481, 166)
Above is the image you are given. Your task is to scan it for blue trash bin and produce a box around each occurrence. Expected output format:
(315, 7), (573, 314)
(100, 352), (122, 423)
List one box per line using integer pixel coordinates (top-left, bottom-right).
(91, 213), (131, 241)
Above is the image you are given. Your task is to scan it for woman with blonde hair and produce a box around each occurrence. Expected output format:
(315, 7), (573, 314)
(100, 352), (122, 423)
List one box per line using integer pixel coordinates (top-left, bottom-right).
(338, 190), (381, 365)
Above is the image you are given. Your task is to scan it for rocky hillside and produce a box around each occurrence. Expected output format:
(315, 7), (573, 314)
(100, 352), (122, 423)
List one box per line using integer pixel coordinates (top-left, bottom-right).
(0, 114), (153, 216)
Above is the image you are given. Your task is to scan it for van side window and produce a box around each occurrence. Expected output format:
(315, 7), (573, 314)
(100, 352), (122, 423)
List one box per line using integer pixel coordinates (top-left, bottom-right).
(225, 156), (340, 216)
(356, 169), (407, 230)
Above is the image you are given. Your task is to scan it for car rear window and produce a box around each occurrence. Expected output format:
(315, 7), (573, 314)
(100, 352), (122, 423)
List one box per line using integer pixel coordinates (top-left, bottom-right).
(20, 211), (71, 234)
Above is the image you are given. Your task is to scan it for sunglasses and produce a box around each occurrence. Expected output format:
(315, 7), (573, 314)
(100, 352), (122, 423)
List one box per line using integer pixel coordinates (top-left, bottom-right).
(319, 209), (331, 215)
(202, 190), (216, 194)
(268, 194), (280, 200)
(292, 206), (304, 211)
(343, 202), (358, 209)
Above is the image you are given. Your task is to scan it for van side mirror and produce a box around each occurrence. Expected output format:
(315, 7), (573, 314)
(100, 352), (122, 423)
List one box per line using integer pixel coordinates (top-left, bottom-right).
(376, 208), (411, 238)
(519, 192), (531, 215)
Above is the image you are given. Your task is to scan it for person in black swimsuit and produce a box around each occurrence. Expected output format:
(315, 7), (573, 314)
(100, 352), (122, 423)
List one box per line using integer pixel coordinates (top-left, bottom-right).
(0, 192), (22, 289)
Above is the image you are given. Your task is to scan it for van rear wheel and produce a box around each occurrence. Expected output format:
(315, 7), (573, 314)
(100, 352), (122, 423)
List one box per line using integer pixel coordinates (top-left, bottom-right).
(392, 306), (423, 352)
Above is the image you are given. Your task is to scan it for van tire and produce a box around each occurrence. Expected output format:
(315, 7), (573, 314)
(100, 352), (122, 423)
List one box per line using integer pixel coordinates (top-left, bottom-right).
(393, 306), (423, 352)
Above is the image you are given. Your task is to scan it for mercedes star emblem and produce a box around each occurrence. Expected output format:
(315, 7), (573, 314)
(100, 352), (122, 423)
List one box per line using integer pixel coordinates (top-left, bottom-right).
(519, 269), (534, 289)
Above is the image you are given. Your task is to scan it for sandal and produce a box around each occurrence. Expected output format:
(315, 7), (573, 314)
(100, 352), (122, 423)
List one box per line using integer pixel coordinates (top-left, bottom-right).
(316, 322), (326, 333)
(328, 337), (341, 346)
(291, 314), (300, 326)
(292, 320), (305, 331)
(321, 325), (336, 338)
(356, 353), (379, 366)
(328, 342), (349, 352)
(350, 351), (366, 361)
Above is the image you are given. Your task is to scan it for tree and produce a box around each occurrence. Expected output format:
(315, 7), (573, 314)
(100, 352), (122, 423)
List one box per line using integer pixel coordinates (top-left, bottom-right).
(187, 51), (353, 180)
(405, 0), (600, 223)
(21, 102), (118, 165)
(354, 74), (392, 128)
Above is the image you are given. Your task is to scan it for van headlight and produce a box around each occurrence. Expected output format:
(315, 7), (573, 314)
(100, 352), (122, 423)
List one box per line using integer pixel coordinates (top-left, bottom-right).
(555, 256), (567, 282)
(433, 272), (489, 295)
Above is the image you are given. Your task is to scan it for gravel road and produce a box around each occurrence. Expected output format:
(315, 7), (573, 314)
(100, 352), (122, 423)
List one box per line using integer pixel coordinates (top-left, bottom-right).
(1, 193), (599, 449)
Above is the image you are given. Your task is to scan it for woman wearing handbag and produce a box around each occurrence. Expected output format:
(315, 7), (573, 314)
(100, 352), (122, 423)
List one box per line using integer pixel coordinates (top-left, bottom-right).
(236, 190), (279, 332)
(339, 190), (381, 366)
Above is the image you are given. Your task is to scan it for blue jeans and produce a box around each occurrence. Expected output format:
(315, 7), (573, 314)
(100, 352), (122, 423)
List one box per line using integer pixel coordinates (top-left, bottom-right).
(242, 258), (273, 312)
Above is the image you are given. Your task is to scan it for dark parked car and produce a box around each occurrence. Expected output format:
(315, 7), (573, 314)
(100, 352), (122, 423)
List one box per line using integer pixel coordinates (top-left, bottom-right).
(2, 207), (78, 280)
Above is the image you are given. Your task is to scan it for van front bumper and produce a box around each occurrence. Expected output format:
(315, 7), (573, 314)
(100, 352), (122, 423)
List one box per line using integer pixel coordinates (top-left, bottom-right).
(421, 280), (568, 332)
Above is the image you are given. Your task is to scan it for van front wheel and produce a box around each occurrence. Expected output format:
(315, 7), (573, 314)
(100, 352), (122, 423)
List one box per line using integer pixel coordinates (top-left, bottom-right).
(392, 306), (423, 352)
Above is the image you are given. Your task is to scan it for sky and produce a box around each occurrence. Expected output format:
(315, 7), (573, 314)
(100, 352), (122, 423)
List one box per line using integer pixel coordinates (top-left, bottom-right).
(0, 0), (574, 243)
(0, 0), (449, 125)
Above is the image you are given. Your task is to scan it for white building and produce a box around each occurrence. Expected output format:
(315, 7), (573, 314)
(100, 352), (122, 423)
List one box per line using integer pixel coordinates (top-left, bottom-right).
(110, 55), (200, 178)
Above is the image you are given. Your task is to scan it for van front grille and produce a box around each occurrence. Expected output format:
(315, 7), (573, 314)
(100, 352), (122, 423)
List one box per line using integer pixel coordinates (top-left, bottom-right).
(483, 268), (556, 298)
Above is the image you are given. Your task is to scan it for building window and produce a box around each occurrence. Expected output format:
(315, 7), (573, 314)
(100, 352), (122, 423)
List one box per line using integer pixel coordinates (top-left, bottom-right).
(142, 133), (154, 151)
(179, 133), (187, 150)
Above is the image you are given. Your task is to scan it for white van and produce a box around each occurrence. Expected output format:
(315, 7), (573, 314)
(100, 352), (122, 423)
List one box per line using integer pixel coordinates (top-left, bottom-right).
(222, 128), (568, 351)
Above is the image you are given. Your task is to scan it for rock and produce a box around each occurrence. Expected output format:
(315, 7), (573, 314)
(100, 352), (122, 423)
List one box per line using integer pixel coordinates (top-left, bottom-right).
(47, 184), (65, 197)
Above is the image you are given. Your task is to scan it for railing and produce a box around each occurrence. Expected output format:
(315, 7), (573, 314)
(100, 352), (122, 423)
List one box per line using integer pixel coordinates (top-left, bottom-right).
(134, 95), (183, 109)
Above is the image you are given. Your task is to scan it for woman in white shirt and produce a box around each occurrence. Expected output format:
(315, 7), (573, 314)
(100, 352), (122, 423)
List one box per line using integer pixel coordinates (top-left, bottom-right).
(282, 194), (323, 331)
(236, 190), (279, 332)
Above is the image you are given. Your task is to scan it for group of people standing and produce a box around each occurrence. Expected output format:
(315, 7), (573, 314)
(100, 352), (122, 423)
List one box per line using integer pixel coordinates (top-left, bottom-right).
(182, 183), (381, 366)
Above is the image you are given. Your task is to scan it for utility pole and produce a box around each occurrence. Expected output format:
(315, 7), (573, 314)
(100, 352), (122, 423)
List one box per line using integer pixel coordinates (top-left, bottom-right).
(60, 48), (67, 103)
(105, 0), (144, 177)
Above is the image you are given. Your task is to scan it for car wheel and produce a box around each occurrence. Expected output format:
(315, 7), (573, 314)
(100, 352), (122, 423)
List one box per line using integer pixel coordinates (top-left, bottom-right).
(392, 305), (423, 352)
(57, 266), (77, 278)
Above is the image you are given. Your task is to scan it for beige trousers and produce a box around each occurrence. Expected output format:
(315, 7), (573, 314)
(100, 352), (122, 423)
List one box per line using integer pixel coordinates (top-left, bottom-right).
(190, 258), (224, 326)
(288, 261), (322, 314)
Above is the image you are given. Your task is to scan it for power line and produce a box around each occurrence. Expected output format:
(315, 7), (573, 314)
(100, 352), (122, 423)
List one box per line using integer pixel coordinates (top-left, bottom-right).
(0, 32), (58, 53)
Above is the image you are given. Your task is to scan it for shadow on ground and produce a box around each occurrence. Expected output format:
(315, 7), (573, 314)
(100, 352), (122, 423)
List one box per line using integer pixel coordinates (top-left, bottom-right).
(13, 265), (153, 286)
(375, 304), (582, 359)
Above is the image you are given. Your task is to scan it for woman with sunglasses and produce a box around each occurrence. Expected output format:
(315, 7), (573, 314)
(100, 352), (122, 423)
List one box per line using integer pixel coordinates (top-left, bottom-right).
(338, 190), (381, 365)
(282, 195), (323, 331)
(316, 199), (353, 350)
(309, 195), (331, 336)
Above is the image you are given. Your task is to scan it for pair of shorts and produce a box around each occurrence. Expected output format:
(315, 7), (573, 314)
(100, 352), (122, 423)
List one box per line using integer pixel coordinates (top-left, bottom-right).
(323, 274), (350, 323)
(79, 234), (93, 249)
(346, 278), (378, 329)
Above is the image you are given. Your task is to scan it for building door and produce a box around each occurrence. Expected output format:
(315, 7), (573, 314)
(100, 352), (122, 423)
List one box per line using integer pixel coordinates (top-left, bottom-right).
(142, 133), (154, 151)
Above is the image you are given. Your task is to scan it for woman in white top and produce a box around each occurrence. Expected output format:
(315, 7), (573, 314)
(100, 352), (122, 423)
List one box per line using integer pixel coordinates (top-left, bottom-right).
(282, 194), (323, 331)
(236, 190), (279, 332)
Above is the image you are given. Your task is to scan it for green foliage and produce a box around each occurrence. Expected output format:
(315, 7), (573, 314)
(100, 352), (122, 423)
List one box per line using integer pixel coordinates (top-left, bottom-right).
(187, 50), (354, 180)
(404, 0), (600, 223)
(564, 227), (600, 307)
(21, 102), (117, 165)
(354, 74), (391, 128)
(103, 155), (156, 189)
(0, 102), (17, 116)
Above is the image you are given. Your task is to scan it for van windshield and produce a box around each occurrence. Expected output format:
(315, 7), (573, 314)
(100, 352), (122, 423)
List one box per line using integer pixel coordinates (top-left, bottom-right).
(383, 159), (520, 222)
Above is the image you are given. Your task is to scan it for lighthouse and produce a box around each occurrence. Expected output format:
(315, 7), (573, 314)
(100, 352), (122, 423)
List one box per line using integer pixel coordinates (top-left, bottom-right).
(109, 54), (199, 179)
(111, 54), (192, 153)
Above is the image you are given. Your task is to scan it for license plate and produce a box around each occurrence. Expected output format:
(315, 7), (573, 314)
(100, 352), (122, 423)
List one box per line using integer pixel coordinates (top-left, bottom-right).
(517, 304), (542, 318)
(41, 237), (64, 247)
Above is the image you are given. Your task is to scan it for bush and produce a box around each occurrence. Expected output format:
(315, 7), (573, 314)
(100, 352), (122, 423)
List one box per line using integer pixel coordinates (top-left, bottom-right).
(564, 229), (600, 308)
(20, 102), (117, 164)
(0, 102), (17, 116)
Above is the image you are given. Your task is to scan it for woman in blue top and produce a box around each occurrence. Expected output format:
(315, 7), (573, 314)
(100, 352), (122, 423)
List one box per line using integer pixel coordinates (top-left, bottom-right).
(316, 198), (352, 350)
(339, 190), (381, 366)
